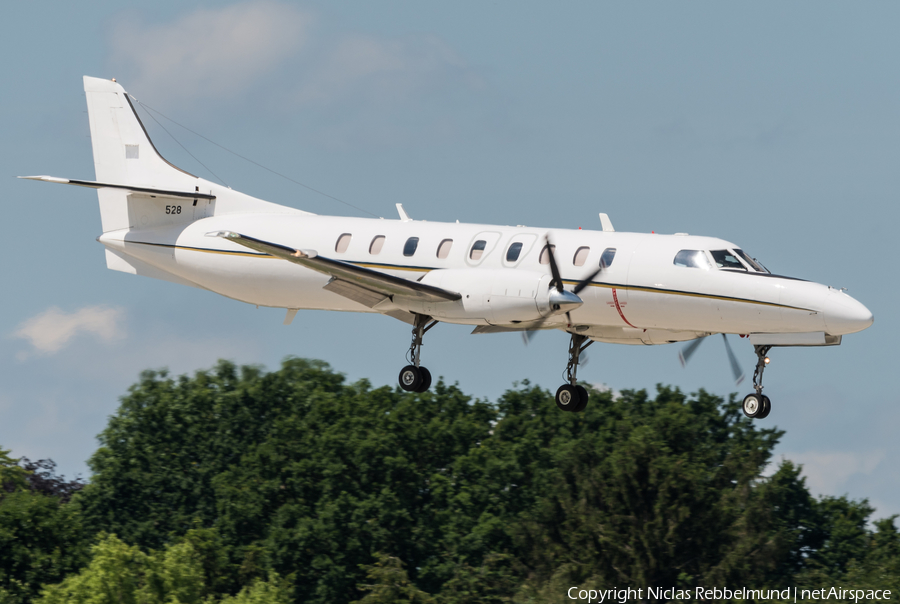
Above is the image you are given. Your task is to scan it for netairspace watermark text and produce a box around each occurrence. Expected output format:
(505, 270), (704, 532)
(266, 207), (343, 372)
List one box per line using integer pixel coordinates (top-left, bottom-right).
(567, 586), (892, 603)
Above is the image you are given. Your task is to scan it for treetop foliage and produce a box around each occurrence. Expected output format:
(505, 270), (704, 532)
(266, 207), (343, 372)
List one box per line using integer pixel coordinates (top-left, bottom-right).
(2, 358), (897, 603)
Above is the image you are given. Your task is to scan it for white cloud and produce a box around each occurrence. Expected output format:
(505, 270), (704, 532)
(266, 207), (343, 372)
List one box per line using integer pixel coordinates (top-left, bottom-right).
(297, 33), (480, 106)
(110, 1), (311, 101)
(783, 450), (886, 496)
(12, 305), (125, 356)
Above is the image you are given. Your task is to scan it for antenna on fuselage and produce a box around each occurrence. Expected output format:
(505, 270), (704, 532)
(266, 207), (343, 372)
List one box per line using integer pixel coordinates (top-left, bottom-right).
(598, 213), (615, 232)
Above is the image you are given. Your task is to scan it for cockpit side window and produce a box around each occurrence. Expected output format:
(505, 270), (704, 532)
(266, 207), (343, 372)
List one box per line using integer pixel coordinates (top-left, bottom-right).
(674, 250), (710, 269)
(734, 249), (769, 273)
(710, 249), (746, 271)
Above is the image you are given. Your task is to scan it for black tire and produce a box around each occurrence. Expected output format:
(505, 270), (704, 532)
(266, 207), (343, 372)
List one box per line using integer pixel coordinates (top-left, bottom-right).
(742, 393), (763, 418)
(757, 395), (771, 419)
(574, 385), (589, 412)
(416, 367), (433, 393)
(555, 384), (581, 412)
(399, 365), (422, 392)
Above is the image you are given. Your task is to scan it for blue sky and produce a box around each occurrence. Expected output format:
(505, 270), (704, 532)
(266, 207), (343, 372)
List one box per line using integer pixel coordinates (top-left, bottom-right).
(2, 1), (898, 517)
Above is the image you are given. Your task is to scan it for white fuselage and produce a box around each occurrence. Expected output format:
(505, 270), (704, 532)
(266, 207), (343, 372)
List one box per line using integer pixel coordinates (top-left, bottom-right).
(97, 206), (873, 346)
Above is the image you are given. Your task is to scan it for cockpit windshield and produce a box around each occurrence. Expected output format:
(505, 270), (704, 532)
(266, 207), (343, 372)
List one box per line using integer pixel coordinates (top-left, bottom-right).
(710, 250), (747, 271)
(734, 249), (770, 273)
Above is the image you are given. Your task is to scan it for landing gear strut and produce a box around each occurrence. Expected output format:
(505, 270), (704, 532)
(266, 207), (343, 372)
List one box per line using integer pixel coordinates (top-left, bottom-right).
(742, 345), (772, 419)
(555, 333), (592, 413)
(398, 314), (438, 393)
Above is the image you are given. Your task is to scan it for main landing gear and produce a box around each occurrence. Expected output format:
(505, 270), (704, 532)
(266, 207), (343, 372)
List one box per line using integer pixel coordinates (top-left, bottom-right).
(398, 314), (438, 393)
(742, 345), (772, 419)
(555, 333), (593, 413)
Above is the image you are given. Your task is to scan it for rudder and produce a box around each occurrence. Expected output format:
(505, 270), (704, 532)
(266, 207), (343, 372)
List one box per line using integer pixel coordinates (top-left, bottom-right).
(84, 76), (196, 190)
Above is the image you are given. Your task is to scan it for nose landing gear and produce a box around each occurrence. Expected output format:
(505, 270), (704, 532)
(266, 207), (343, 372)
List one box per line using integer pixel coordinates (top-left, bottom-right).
(398, 314), (438, 393)
(555, 333), (592, 412)
(742, 345), (772, 419)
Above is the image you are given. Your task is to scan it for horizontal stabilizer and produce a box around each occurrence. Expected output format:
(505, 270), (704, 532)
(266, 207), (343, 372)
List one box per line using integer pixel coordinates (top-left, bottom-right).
(19, 176), (215, 201)
(208, 231), (462, 303)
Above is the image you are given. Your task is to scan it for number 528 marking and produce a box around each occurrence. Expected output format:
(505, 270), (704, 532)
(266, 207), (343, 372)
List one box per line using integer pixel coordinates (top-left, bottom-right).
(165, 205), (182, 215)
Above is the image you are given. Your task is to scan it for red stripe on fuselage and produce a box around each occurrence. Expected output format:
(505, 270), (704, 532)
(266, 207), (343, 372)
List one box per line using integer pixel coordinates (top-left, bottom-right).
(611, 288), (637, 328)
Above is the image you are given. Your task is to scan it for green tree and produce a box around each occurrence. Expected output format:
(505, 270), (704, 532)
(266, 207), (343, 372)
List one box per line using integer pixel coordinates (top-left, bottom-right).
(37, 531), (284, 604)
(0, 448), (89, 604)
(0, 448), (28, 494)
(70, 359), (900, 603)
(76, 359), (497, 602)
(353, 554), (434, 604)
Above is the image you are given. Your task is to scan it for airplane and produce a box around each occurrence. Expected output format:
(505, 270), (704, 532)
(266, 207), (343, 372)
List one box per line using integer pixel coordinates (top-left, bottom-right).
(21, 76), (874, 419)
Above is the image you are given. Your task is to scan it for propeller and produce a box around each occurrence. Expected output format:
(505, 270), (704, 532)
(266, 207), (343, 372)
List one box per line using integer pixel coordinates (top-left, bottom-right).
(678, 333), (745, 385)
(522, 236), (604, 344)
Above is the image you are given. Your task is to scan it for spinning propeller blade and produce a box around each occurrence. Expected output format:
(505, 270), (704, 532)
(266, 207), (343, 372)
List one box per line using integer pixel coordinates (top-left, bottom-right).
(678, 334), (745, 385)
(524, 235), (601, 342)
(721, 334), (745, 385)
(678, 336), (706, 367)
(572, 266), (603, 295)
(544, 237), (564, 293)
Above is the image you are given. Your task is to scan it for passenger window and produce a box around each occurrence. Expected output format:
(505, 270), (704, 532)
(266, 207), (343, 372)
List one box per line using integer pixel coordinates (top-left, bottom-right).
(335, 233), (352, 253)
(403, 237), (419, 257)
(674, 250), (710, 269)
(539, 244), (556, 265)
(600, 248), (616, 268)
(436, 239), (453, 259)
(506, 242), (523, 262)
(470, 240), (487, 260)
(369, 235), (385, 255)
(710, 249), (746, 271)
(573, 246), (590, 267)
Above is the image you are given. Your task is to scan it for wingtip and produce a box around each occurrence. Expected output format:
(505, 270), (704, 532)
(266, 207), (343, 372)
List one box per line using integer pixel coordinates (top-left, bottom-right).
(18, 175), (69, 183)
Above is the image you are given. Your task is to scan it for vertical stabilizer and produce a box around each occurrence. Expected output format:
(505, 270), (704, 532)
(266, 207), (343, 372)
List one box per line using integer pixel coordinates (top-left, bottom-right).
(84, 76), (197, 190)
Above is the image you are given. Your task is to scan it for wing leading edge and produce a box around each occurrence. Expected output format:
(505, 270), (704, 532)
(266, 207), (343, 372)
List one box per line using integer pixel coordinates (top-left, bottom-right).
(208, 231), (461, 305)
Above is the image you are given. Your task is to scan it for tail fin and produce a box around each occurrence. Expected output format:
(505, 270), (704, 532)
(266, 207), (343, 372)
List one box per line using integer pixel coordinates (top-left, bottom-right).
(26, 77), (305, 234)
(84, 76), (197, 189)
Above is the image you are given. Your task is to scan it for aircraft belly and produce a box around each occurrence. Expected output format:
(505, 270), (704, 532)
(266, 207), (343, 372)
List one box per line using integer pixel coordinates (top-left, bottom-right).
(170, 249), (371, 310)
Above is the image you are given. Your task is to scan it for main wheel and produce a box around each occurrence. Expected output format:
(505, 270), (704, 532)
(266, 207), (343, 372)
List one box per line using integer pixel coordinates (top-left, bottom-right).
(574, 385), (589, 412)
(399, 365), (422, 392)
(757, 395), (771, 419)
(742, 393), (763, 418)
(416, 367), (433, 393)
(555, 384), (582, 412)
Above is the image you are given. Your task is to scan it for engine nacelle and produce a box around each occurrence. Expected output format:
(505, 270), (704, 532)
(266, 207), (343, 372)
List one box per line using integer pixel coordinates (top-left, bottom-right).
(403, 269), (554, 325)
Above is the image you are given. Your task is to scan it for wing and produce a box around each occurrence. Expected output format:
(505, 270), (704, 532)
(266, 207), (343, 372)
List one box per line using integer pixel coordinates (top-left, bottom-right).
(208, 231), (461, 303)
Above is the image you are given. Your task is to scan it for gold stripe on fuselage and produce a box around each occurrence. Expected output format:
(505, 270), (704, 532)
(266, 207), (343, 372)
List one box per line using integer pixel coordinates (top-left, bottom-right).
(133, 241), (812, 312)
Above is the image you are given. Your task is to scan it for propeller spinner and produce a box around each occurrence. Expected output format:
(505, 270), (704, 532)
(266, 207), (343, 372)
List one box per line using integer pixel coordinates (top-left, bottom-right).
(523, 236), (604, 343)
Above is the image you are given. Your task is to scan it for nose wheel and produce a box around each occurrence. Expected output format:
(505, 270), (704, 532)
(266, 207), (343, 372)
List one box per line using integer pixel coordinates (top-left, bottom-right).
(398, 314), (437, 393)
(554, 334), (592, 412)
(742, 345), (773, 419)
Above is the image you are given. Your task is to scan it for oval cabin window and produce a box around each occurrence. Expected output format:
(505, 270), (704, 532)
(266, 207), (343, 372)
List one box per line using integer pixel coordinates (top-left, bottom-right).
(335, 233), (352, 253)
(506, 242), (523, 262)
(539, 244), (556, 265)
(470, 240), (487, 260)
(369, 235), (385, 255)
(403, 237), (419, 257)
(600, 248), (616, 268)
(437, 239), (453, 259)
(573, 246), (590, 266)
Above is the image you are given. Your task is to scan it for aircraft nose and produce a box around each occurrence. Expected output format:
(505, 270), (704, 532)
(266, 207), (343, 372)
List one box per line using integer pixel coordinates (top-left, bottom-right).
(824, 289), (874, 335)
